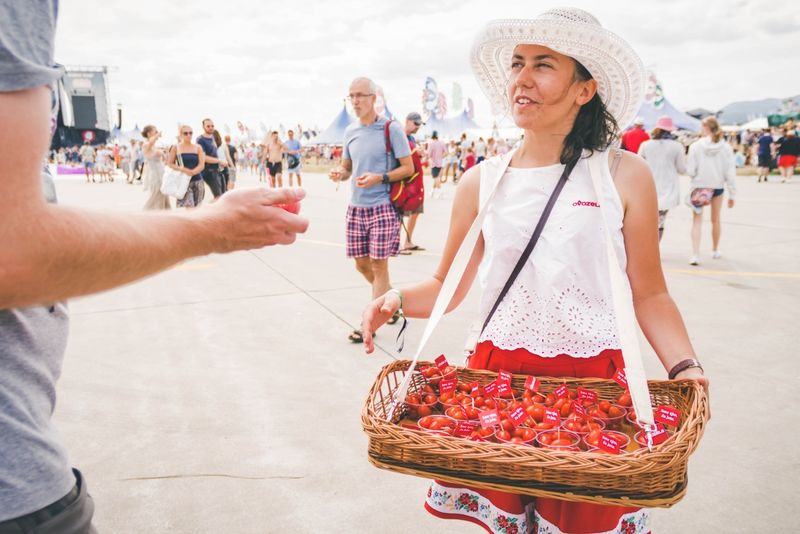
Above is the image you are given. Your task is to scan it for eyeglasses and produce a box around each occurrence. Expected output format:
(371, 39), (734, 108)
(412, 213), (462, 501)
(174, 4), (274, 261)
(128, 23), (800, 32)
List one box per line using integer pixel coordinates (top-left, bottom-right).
(347, 93), (375, 101)
(181, 131), (192, 135)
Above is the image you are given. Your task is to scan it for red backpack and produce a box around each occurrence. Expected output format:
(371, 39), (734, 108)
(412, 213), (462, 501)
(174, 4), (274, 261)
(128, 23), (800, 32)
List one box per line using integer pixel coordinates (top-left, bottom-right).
(384, 121), (424, 215)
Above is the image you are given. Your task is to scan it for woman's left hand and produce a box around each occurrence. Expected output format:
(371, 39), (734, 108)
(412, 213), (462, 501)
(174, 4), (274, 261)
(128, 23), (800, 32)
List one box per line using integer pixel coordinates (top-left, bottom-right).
(728, 198), (735, 208)
(674, 367), (710, 418)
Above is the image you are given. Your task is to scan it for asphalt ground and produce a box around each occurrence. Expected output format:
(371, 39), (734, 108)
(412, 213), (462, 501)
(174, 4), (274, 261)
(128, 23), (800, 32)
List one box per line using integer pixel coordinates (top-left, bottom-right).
(50, 166), (799, 533)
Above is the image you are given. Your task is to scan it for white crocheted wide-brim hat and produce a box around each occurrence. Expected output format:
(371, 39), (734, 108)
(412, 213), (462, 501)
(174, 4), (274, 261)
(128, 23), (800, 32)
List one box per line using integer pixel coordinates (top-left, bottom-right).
(471, 8), (645, 128)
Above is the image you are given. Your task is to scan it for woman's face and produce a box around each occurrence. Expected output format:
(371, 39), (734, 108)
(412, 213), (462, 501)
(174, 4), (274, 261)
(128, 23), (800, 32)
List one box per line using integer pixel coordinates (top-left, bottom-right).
(506, 44), (595, 131)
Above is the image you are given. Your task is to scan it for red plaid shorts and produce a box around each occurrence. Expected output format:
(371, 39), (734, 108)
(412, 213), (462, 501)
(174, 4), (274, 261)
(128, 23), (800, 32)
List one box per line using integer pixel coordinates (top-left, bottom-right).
(346, 202), (401, 259)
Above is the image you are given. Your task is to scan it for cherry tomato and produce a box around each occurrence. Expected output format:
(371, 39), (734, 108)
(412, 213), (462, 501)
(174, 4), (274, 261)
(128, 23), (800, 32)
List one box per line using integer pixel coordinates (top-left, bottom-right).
(617, 392), (632, 407)
(599, 400), (612, 413)
(417, 405), (432, 418)
(497, 430), (512, 442)
(275, 202), (301, 214)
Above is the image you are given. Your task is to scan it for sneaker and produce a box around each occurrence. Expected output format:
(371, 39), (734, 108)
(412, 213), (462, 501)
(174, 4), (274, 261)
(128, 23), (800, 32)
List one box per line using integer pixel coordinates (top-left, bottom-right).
(712, 250), (722, 259)
(689, 256), (700, 266)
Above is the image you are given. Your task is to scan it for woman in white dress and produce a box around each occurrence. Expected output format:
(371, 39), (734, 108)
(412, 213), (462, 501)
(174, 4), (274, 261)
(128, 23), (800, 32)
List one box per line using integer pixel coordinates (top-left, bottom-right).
(141, 125), (171, 210)
(362, 8), (708, 534)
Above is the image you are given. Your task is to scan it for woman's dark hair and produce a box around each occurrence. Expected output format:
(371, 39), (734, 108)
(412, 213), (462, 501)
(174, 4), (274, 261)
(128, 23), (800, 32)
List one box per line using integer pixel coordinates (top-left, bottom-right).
(141, 124), (157, 139)
(212, 129), (223, 147)
(560, 61), (619, 165)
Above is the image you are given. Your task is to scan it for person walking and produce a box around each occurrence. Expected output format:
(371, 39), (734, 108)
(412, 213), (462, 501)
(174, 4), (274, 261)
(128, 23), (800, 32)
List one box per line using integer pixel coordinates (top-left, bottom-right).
(196, 118), (227, 199)
(755, 128), (774, 183)
(285, 129), (303, 187)
(362, 9), (706, 533)
(686, 116), (736, 265)
(620, 117), (650, 153)
(78, 141), (96, 183)
(328, 77), (413, 343)
(167, 125), (207, 208)
(266, 131), (286, 188)
(400, 112), (426, 254)
(224, 134), (238, 190)
(0, 4), (308, 530)
(775, 127), (800, 183)
(141, 124), (170, 210)
(426, 130), (445, 197)
(637, 115), (686, 241)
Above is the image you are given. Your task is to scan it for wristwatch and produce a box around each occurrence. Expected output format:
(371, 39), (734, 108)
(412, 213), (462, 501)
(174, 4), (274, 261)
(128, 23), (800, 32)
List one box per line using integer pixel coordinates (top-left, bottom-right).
(668, 358), (703, 380)
(381, 172), (390, 185)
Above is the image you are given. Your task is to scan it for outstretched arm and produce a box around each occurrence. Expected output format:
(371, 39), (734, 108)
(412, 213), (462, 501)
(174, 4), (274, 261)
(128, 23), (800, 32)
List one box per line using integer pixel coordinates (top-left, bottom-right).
(0, 87), (309, 308)
(362, 165), (484, 353)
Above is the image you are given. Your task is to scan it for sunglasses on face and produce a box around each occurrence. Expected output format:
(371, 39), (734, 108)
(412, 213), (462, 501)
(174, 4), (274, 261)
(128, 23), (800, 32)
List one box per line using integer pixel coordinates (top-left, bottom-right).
(182, 131), (192, 135)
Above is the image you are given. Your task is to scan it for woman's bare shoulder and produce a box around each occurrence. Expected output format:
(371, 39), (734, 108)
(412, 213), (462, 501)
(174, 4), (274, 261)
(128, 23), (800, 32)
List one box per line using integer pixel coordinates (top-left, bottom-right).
(607, 148), (655, 203)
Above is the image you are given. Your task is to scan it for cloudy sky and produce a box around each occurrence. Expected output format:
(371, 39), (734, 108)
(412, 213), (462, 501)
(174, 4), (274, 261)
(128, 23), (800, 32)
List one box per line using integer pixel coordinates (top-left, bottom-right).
(54, 0), (798, 134)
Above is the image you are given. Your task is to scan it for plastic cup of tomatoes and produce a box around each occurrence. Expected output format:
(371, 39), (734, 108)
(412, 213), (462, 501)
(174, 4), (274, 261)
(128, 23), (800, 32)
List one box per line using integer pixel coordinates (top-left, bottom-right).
(495, 426), (537, 446)
(536, 430), (581, 451)
(419, 365), (457, 387)
(440, 390), (475, 410)
(561, 415), (606, 436)
(589, 402), (627, 431)
(417, 415), (457, 436)
(444, 403), (480, 421)
(582, 430), (630, 452)
(404, 392), (439, 420)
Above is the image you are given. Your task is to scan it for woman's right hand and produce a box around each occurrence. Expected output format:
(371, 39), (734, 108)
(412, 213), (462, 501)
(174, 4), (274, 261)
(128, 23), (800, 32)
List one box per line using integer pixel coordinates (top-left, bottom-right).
(362, 291), (402, 354)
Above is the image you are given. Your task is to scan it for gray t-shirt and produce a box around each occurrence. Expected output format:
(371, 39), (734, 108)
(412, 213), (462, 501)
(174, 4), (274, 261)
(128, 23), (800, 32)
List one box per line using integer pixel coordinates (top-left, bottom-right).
(0, 0), (75, 521)
(342, 117), (411, 207)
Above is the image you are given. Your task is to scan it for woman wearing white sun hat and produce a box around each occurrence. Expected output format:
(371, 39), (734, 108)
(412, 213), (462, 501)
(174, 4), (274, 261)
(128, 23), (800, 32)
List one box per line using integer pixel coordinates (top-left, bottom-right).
(362, 7), (708, 534)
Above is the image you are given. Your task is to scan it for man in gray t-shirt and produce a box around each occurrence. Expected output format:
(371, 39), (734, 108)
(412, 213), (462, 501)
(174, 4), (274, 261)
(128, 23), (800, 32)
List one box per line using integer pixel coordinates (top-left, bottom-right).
(0, 2), (308, 530)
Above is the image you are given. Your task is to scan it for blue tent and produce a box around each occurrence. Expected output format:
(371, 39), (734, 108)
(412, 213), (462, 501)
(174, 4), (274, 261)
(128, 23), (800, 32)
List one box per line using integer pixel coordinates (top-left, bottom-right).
(308, 104), (354, 145)
(419, 110), (482, 139)
(633, 98), (701, 132)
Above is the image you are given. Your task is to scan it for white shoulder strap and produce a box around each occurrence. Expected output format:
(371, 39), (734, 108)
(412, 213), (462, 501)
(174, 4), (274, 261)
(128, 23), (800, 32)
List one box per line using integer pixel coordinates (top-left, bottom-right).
(586, 151), (655, 426)
(387, 149), (516, 419)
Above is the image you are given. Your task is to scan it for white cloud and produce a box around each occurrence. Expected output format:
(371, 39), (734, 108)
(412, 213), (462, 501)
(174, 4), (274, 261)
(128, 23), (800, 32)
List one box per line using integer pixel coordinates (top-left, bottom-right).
(54, 0), (800, 133)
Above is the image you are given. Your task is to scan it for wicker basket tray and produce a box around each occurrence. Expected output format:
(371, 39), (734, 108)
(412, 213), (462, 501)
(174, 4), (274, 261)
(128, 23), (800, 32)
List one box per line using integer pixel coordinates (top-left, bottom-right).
(362, 360), (709, 508)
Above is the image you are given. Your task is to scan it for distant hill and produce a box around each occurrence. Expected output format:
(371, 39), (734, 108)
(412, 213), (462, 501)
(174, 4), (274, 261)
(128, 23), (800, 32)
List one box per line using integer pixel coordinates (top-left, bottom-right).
(716, 95), (800, 125)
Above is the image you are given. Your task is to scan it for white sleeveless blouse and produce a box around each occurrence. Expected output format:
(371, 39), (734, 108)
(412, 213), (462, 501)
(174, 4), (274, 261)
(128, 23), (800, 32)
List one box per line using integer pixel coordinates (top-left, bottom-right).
(477, 152), (628, 358)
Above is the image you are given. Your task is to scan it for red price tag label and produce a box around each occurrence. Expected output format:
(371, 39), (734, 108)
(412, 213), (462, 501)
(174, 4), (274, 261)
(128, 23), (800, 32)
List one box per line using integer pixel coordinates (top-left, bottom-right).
(554, 384), (569, 398)
(574, 403), (588, 419)
(524, 375), (540, 392)
(483, 380), (498, 396)
(508, 406), (528, 427)
(439, 378), (457, 393)
(496, 381), (512, 397)
(577, 387), (598, 403)
(479, 409), (500, 429)
(649, 427), (670, 445)
(544, 408), (561, 425)
(599, 433), (622, 454)
(470, 383), (484, 396)
(453, 420), (479, 437)
(434, 354), (449, 371)
(654, 405), (681, 427)
(498, 370), (513, 385)
(612, 369), (628, 388)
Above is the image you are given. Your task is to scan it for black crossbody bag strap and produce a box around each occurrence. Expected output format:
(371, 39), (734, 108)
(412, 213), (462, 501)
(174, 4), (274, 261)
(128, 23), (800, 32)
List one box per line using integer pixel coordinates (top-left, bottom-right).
(479, 157), (578, 336)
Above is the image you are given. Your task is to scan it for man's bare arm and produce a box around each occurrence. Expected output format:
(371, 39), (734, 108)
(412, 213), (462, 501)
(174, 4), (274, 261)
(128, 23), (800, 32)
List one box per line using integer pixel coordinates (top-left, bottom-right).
(0, 87), (308, 308)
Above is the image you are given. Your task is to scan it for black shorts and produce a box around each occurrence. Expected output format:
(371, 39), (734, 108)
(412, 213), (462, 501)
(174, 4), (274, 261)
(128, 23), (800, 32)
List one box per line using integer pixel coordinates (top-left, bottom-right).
(267, 162), (282, 176)
(431, 166), (442, 178)
(757, 154), (772, 168)
(712, 188), (724, 198)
